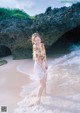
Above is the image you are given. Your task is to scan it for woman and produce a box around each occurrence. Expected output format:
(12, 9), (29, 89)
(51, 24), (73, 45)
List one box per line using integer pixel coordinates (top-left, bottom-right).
(31, 32), (48, 105)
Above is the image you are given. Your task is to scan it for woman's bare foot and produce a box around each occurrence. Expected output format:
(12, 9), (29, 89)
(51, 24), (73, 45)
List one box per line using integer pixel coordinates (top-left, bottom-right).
(30, 93), (37, 97)
(36, 99), (41, 105)
(28, 100), (41, 107)
(27, 92), (37, 98)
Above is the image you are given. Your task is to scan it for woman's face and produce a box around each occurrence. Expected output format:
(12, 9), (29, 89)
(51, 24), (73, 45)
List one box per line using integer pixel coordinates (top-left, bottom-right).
(34, 36), (41, 44)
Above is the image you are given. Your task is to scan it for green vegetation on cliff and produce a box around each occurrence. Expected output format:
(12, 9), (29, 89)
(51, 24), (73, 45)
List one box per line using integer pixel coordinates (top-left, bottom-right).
(0, 8), (33, 19)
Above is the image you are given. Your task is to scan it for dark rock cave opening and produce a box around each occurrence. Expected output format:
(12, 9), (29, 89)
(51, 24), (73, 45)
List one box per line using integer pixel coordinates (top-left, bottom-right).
(0, 45), (12, 58)
(47, 25), (80, 57)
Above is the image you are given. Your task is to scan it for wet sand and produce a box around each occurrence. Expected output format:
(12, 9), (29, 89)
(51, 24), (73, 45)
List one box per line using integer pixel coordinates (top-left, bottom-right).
(0, 55), (54, 113)
(0, 56), (32, 113)
(0, 52), (80, 113)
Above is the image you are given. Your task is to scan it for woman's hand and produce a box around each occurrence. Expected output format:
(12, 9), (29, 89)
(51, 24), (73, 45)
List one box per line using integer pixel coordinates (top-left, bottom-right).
(38, 59), (48, 71)
(45, 63), (48, 70)
(43, 60), (48, 70)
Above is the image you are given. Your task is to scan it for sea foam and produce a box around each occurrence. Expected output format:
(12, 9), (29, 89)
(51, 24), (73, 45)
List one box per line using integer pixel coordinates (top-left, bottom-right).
(14, 44), (80, 113)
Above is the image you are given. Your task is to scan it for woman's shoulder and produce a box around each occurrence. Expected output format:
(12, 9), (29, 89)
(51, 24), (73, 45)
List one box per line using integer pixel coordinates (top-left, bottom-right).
(33, 44), (36, 47)
(33, 44), (37, 48)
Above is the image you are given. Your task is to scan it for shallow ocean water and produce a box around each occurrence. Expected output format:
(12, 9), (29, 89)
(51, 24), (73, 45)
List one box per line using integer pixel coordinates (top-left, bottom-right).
(14, 45), (80, 113)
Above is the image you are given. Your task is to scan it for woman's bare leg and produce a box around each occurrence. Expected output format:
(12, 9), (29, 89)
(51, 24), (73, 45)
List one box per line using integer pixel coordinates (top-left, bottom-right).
(37, 77), (46, 104)
(43, 73), (47, 96)
(28, 77), (46, 107)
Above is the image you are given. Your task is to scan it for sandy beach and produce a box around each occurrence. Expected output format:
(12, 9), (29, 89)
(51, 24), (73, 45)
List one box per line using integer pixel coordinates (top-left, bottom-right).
(0, 56), (32, 113)
(0, 50), (80, 113)
(0, 55), (55, 113)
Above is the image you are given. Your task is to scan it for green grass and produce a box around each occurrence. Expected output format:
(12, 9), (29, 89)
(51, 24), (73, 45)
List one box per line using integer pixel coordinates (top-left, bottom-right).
(0, 8), (34, 19)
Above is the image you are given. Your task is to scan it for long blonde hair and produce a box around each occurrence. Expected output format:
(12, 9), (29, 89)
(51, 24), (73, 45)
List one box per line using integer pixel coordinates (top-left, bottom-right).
(31, 32), (41, 45)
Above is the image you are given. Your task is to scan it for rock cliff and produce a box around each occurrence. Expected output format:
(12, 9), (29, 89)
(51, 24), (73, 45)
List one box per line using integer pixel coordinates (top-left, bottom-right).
(0, 2), (80, 59)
